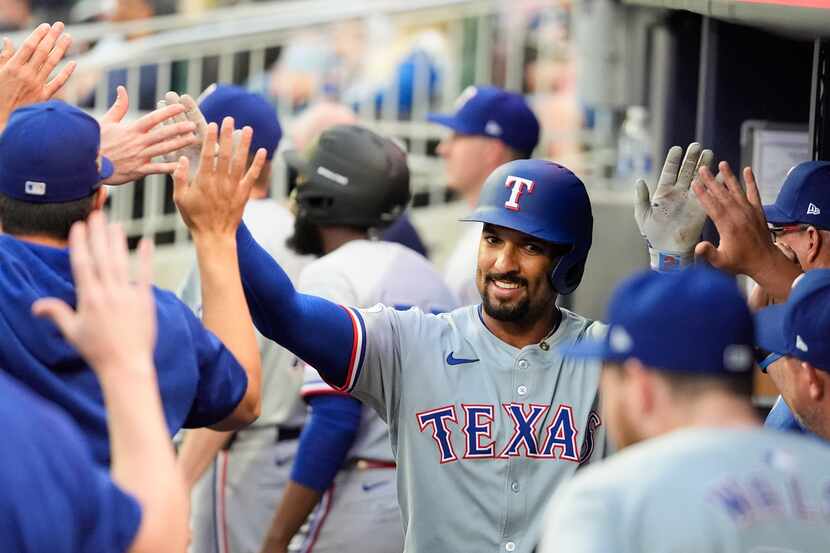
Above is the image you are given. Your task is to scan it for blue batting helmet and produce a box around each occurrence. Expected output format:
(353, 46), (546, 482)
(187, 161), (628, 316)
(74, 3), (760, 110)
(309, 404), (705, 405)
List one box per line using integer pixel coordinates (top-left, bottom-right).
(461, 159), (593, 295)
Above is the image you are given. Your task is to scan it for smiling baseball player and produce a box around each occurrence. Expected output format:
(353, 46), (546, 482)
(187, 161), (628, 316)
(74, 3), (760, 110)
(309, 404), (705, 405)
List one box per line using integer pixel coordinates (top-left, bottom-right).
(172, 156), (608, 553)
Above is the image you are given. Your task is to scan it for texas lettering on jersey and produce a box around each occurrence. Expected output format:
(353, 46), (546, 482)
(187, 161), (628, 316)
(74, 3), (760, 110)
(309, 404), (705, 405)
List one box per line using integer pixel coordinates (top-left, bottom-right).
(417, 403), (602, 464)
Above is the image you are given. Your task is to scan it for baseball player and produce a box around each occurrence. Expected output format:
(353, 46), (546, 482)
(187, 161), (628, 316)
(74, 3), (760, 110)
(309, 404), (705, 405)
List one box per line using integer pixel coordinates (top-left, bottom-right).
(166, 84), (312, 553)
(540, 266), (830, 552)
(174, 153), (608, 552)
(0, 100), (262, 467)
(691, 160), (830, 436)
(428, 85), (540, 304)
(753, 268), (830, 441)
(287, 100), (429, 258)
(6, 211), (187, 552)
(259, 124), (457, 553)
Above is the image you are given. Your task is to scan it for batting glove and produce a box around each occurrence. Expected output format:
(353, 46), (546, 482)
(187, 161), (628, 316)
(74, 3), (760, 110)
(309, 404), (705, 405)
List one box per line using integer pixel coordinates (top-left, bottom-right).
(634, 142), (713, 272)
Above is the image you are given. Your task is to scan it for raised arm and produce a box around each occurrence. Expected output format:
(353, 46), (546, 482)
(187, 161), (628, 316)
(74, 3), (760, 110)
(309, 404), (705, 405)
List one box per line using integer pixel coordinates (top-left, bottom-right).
(32, 212), (188, 553)
(236, 221), (358, 390)
(173, 117), (265, 427)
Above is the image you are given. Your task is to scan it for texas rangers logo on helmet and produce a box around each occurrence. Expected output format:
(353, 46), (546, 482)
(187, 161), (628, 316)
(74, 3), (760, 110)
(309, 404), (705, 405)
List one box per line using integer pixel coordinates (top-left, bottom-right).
(504, 176), (535, 211)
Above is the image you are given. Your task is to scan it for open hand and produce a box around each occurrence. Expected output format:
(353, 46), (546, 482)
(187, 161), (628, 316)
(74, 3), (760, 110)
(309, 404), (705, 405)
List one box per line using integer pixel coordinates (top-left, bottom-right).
(0, 22), (76, 131)
(32, 211), (157, 375)
(99, 86), (201, 185)
(634, 142), (713, 271)
(173, 116), (267, 237)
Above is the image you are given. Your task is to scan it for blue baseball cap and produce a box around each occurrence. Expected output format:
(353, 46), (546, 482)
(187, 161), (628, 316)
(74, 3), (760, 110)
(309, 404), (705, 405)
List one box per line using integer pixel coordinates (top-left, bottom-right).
(754, 269), (830, 371)
(199, 84), (282, 160)
(562, 267), (755, 374)
(0, 100), (113, 203)
(763, 161), (830, 227)
(427, 86), (540, 156)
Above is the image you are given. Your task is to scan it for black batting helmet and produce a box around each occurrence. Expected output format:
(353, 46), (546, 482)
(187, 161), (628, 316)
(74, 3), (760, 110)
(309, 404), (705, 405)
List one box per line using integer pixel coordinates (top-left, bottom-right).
(283, 124), (410, 228)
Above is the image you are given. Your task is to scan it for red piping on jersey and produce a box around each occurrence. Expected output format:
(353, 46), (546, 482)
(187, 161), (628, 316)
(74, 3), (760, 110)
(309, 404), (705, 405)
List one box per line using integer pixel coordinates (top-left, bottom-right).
(337, 305), (360, 392)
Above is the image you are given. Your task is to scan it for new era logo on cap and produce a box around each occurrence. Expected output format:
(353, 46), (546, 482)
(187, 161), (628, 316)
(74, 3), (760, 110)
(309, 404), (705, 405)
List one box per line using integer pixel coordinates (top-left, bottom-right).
(485, 120), (502, 136)
(807, 203), (821, 215)
(796, 335), (809, 352)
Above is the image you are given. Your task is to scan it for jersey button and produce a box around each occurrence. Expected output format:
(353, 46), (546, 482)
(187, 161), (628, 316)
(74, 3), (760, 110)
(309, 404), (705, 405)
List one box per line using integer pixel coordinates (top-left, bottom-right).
(518, 359), (529, 369)
(517, 385), (528, 396)
(505, 542), (516, 552)
(511, 481), (520, 493)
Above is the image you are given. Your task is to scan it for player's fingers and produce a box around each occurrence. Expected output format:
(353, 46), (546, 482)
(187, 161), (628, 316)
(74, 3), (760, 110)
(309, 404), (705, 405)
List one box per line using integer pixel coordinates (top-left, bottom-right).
(180, 94), (209, 136)
(36, 31), (71, 83)
(656, 145), (683, 190)
(136, 102), (187, 132)
(136, 238), (155, 290)
(691, 175), (724, 220)
(230, 126), (254, 182)
(43, 60), (76, 99)
(718, 161), (746, 201)
(9, 23), (50, 66)
(144, 119), (197, 147)
(198, 123), (219, 176)
(216, 117), (234, 177)
(28, 21), (63, 71)
(172, 157), (191, 207)
(633, 178), (651, 227)
(66, 220), (96, 295)
(697, 149), (714, 174)
(0, 37), (16, 65)
(141, 160), (182, 175)
(675, 142), (701, 190)
(699, 165), (732, 205)
(108, 222), (131, 285)
(240, 148), (267, 196)
(85, 211), (115, 285)
(744, 166), (764, 212)
(31, 298), (77, 338)
(694, 241), (723, 267)
(102, 86), (129, 124)
(144, 133), (200, 160)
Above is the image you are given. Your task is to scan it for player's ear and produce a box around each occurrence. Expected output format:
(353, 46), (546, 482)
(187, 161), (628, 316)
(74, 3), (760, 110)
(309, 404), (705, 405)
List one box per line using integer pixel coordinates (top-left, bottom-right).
(806, 227), (821, 264)
(802, 361), (825, 401)
(622, 358), (654, 415)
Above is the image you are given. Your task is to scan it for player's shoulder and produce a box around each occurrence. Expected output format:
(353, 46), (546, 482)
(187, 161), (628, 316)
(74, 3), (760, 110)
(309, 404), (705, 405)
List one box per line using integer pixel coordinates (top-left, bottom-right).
(242, 198), (294, 231)
(302, 239), (439, 285)
(556, 308), (607, 344)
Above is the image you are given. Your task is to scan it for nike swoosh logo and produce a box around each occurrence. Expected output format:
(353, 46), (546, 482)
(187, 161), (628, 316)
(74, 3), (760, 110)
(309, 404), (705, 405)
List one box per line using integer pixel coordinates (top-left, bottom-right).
(362, 480), (390, 492)
(446, 352), (479, 366)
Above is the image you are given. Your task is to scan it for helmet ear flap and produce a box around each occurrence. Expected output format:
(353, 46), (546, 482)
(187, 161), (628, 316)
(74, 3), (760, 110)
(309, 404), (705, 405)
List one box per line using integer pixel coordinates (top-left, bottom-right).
(550, 258), (587, 296)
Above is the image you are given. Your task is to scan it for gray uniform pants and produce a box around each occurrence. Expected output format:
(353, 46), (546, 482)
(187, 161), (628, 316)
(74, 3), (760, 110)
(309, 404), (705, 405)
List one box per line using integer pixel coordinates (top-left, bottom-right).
(190, 426), (300, 553)
(294, 464), (403, 553)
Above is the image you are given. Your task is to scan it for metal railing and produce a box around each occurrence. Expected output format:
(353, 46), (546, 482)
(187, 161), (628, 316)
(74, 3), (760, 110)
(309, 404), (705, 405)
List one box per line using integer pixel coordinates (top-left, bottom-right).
(44, 0), (605, 246)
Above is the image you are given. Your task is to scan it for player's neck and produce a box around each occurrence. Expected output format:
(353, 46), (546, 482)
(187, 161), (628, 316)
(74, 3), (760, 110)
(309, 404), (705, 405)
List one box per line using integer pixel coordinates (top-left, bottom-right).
(664, 394), (760, 432)
(483, 303), (561, 350)
(12, 234), (68, 249)
(320, 226), (369, 254)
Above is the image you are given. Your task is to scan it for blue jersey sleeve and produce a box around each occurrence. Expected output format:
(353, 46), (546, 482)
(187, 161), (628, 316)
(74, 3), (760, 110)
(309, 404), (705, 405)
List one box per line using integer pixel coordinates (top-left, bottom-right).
(179, 302), (249, 428)
(291, 394), (362, 492)
(236, 222), (357, 390)
(0, 376), (141, 553)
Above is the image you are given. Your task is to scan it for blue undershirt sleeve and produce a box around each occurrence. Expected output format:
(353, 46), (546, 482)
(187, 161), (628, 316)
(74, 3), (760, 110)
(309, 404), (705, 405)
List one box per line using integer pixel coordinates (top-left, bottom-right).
(290, 394), (362, 492)
(236, 222), (355, 389)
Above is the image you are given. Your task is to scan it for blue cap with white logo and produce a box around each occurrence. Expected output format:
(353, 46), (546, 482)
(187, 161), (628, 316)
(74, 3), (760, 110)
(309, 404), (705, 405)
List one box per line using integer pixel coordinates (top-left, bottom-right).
(754, 269), (830, 371)
(763, 160), (830, 227)
(199, 84), (282, 160)
(0, 100), (113, 203)
(561, 266), (755, 374)
(427, 85), (540, 156)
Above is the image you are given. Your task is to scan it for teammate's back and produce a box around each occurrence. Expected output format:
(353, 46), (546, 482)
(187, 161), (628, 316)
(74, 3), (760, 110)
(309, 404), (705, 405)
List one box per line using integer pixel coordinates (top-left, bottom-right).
(545, 427), (830, 552)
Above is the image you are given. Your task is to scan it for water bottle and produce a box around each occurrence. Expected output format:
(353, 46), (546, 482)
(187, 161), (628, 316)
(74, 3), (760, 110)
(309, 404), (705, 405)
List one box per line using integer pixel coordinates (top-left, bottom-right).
(616, 106), (653, 183)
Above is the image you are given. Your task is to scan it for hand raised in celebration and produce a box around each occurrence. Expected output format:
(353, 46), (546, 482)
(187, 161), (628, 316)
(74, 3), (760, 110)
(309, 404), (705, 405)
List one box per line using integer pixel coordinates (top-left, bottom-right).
(0, 22), (76, 131)
(31, 211), (157, 375)
(99, 86), (201, 185)
(692, 161), (802, 299)
(173, 116), (267, 237)
(634, 142), (713, 272)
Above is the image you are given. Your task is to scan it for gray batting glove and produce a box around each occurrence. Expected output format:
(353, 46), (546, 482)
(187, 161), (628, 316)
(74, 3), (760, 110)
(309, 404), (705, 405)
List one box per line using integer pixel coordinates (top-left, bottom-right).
(634, 142), (713, 272)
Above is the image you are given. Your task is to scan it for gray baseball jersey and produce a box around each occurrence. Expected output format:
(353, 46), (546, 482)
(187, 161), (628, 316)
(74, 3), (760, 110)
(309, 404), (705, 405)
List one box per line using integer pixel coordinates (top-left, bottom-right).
(292, 238), (457, 553)
(339, 303), (606, 553)
(540, 427), (830, 553)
